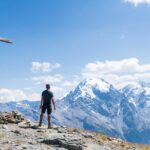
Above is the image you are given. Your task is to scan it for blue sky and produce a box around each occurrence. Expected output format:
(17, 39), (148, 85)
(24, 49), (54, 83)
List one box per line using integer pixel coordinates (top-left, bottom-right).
(1, 0), (150, 101)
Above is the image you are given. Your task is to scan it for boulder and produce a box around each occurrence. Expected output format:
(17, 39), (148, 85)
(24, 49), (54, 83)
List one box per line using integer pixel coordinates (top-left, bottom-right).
(0, 111), (30, 125)
(42, 133), (84, 150)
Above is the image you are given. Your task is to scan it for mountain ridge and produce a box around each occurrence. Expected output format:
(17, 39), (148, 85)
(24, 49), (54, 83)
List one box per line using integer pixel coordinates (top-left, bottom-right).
(1, 78), (150, 144)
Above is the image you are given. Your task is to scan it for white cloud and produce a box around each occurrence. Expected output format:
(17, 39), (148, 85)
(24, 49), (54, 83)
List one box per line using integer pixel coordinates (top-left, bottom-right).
(31, 62), (61, 73)
(0, 89), (40, 102)
(31, 74), (80, 98)
(51, 86), (66, 98)
(32, 74), (63, 84)
(124, 0), (150, 6)
(0, 89), (26, 102)
(83, 58), (150, 74)
(0, 86), (68, 102)
(30, 59), (81, 99)
(27, 93), (41, 101)
(82, 58), (150, 89)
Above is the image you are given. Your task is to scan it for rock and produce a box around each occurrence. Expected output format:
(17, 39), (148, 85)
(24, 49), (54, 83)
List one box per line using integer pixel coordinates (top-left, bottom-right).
(11, 130), (21, 135)
(42, 133), (84, 150)
(18, 121), (30, 128)
(0, 120), (4, 124)
(22, 145), (27, 149)
(52, 125), (59, 129)
(57, 128), (67, 133)
(0, 111), (29, 125)
(28, 141), (34, 145)
(2, 125), (8, 129)
(37, 129), (45, 133)
(30, 125), (39, 129)
(7, 118), (17, 123)
(0, 112), (7, 124)
(82, 132), (94, 139)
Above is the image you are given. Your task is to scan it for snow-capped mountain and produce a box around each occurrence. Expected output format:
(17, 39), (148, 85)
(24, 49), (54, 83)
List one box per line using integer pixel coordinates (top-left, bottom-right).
(1, 78), (150, 144)
(54, 79), (125, 138)
(54, 78), (150, 144)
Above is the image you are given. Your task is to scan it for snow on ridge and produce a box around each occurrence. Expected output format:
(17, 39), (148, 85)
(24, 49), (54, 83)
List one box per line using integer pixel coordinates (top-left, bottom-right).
(16, 102), (30, 108)
(122, 82), (143, 96)
(76, 78), (111, 99)
(83, 78), (110, 92)
(80, 86), (96, 98)
(144, 87), (150, 95)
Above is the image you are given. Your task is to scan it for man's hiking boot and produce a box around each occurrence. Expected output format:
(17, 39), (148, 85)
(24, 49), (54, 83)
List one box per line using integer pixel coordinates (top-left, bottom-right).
(38, 123), (42, 127)
(48, 123), (52, 129)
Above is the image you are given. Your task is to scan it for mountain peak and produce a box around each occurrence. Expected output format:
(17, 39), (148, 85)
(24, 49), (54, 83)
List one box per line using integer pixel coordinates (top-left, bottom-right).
(80, 78), (110, 91)
(72, 78), (111, 99)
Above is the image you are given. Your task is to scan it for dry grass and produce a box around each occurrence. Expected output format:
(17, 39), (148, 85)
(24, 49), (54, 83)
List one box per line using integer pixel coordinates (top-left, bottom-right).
(134, 144), (150, 150)
(0, 133), (5, 140)
(0, 133), (6, 141)
(66, 127), (150, 150)
(14, 139), (22, 145)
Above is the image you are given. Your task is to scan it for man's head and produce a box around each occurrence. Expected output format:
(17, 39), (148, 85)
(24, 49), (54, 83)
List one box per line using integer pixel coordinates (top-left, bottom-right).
(46, 84), (50, 90)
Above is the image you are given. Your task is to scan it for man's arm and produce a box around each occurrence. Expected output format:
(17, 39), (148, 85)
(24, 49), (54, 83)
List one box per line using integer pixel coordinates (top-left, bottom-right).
(40, 96), (44, 109)
(51, 97), (56, 110)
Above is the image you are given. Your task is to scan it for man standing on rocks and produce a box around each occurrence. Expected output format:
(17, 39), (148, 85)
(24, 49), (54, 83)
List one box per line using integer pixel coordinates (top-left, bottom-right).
(39, 84), (56, 128)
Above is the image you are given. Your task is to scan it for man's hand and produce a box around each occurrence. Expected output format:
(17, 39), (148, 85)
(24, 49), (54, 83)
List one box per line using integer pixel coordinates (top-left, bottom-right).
(40, 105), (43, 109)
(54, 106), (56, 111)
(52, 97), (56, 111)
(40, 96), (44, 110)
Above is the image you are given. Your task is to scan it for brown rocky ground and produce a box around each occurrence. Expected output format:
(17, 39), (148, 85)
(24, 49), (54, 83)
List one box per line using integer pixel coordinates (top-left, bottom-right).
(0, 111), (150, 150)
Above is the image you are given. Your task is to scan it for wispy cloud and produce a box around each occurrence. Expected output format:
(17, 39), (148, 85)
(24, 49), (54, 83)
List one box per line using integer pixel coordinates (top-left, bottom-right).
(31, 74), (79, 98)
(30, 61), (79, 99)
(124, 0), (150, 6)
(32, 74), (64, 84)
(31, 62), (61, 73)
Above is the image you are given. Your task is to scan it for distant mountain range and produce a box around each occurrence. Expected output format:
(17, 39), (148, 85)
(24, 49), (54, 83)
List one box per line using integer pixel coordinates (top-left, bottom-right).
(1, 78), (150, 144)
(0, 100), (40, 122)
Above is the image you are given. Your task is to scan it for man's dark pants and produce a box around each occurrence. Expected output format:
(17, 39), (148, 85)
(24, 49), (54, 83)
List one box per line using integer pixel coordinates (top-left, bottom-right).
(39, 105), (52, 127)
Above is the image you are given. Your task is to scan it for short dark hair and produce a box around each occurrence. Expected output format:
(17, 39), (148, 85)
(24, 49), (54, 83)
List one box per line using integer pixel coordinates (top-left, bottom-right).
(46, 84), (50, 90)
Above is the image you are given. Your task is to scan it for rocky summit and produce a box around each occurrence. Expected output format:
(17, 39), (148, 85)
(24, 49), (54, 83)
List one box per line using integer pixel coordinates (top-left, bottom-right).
(0, 111), (149, 150)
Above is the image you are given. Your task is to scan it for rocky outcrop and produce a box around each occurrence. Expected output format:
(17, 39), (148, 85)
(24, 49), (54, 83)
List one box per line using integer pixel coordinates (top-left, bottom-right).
(0, 111), (149, 150)
(0, 111), (29, 125)
(41, 132), (85, 150)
